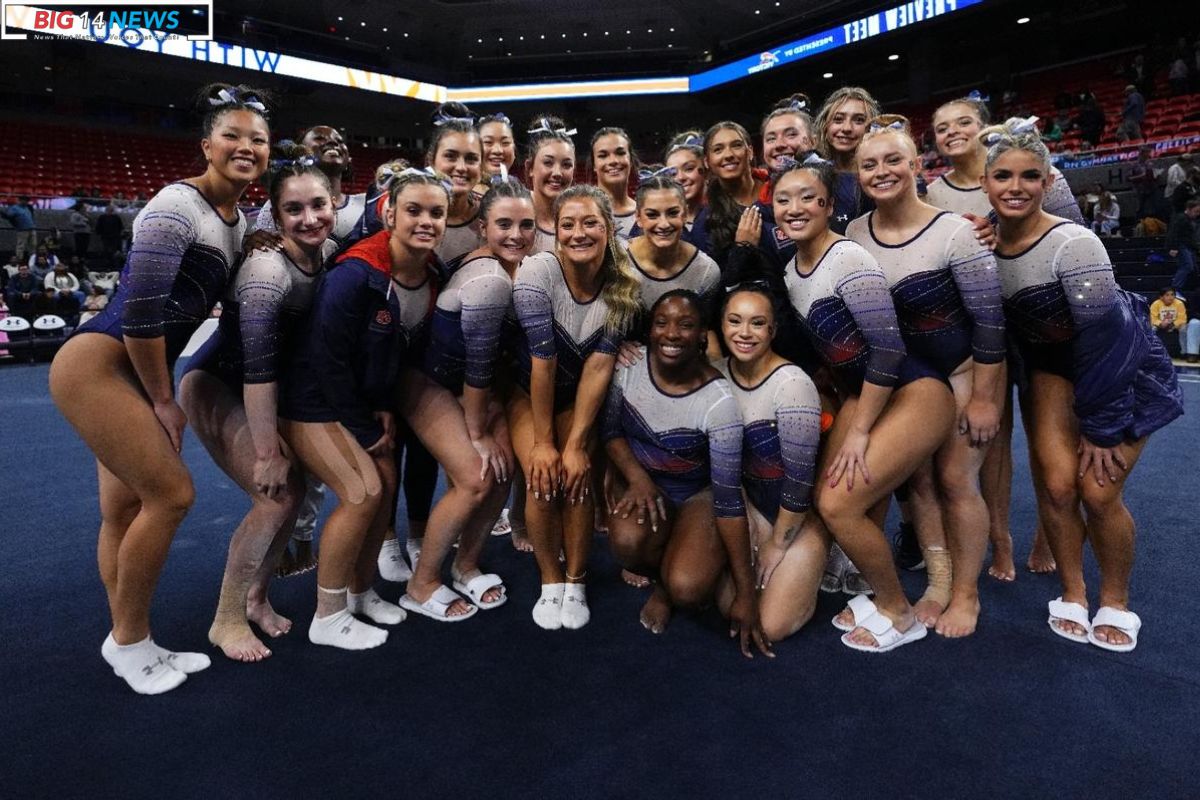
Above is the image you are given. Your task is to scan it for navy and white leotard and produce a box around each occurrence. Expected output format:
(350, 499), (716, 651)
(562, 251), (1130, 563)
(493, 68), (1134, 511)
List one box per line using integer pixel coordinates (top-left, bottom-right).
(627, 243), (721, 335)
(604, 351), (745, 517)
(995, 222), (1183, 446)
(188, 240), (337, 388)
(512, 251), (623, 411)
(435, 210), (485, 265)
(925, 166), (1083, 224)
(613, 211), (637, 241)
(531, 226), (557, 255)
(423, 255), (512, 394)
(784, 239), (910, 394)
(847, 211), (1006, 378)
(255, 193), (366, 246)
(78, 182), (245, 368)
(719, 360), (821, 524)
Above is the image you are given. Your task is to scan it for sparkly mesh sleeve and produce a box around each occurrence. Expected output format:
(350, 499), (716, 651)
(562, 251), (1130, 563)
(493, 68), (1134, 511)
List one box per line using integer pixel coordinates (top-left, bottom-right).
(706, 389), (747, 518)
(833, 246), (907, 387)
(513, 255), (556, 360)
(121, 202), (197, 339)
(458, 270), (512, 390)
(775, 371), (822, 514)
(946, 220), (1007, 365)
(235, 250), (292, 384)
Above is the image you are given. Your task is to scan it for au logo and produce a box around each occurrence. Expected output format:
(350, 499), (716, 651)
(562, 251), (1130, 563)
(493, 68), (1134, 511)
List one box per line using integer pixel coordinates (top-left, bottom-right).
(375, 310), (393, 326)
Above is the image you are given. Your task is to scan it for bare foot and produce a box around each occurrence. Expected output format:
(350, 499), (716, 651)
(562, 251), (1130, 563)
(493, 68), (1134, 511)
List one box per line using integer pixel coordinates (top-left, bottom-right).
(510, 525), (534, 553)
(452, 567), (504, 605)
(845, 607), (918, 648)
(208, 618), (272, 662)
(913, 595), (947, 628)
(987, 534), (1016, 582)
(247, 599), (292, 638)
(1050, 617), (1088, 638)
(1091, 625), (1132, 647)
(935, 595), (980, 638)
(1026, 535), (1057, 573)
(622, 569), (651, 588)
(639, 587), (672, 634)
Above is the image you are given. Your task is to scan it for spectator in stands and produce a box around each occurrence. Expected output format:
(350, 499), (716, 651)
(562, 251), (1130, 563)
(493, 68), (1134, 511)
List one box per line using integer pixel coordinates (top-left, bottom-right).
(43, 260), (84, 317)
(1169, 57), (1190, 96)
(1042, 117), (1064, 143)
(1172, 166), (1200, 213)
(65, 255), (92, 295)
(95, 203), (124, 258)
(1129, 146), (1159, 219)
(1168, 198), (1200, 292)
(78, 285), (109, 326)
(1, 196), (37, 260)
(1071, 96), (1105, 149)
(1081, 182), (1104, 222)
(69, 202), (91, 258)
(1116, 85), (1146, 142)
(1150, 287), (1198, 360)
(41, 231), (61, 260)
(4, 254), (19, 277)
(1165, 153), (1192, 198)
(1092, 190), (1122, 236)
(4, 263), (40, 320)
(112, 191), (130, 210)
(27, 245), (58, 273)
(30, 254), (52, 281)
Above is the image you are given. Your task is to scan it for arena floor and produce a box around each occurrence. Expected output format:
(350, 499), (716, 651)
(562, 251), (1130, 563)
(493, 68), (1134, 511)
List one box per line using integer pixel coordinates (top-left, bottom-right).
(4, 362), (1197, 798)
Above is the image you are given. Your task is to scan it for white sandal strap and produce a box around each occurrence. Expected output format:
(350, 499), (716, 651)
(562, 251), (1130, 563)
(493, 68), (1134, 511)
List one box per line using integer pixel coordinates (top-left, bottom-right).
(846, 594), (878, 626)
(1048, 597), (1090, 627)
(1091, 606), (1141, 634)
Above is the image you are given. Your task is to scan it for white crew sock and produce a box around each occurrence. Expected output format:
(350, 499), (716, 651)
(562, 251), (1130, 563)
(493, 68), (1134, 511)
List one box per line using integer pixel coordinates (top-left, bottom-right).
(308, 608), (388, 650)
(101, 633), (187, 695)
(533, 583), (565, 630)
(377, 539), (413, 583)
(561, 583), (590, 630)
(150, 640), (211, 674)
(348, 588), (406, 625)
(405, 537), (423, 570)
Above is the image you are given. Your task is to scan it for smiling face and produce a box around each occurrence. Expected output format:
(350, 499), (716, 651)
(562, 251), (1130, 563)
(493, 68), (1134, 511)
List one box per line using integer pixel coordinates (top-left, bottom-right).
(432, 131), (483, 198)
(650, 295), (705, 368)
(932, 103), (983, 160)
(856, 132), (918, 203)
(825, 99), (870, 156)
(275, 173), (335, 249)
(721, 290), (775, 364)
(528, 140), (575, 205)
(772, 169), (833, 243)
(592, 133), (632, 192)
(636, 188), (686, 249)
(301, 125), (349, 171)
(666, 149), (705, 205)
(706, 128), (752, 183)
(201, 109), (269, 184)
(763, 113), (814, 169)
(479, 120), (516, 177)
(983, 148), (1052, 223)
(556, 197), (607, 268)
(483, 196), (536, 269)
(386, 183), (448, 253)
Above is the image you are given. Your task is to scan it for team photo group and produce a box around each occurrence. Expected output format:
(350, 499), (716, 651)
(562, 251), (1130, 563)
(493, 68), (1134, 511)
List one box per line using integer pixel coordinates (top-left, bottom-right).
(49, 79), (1184, 695)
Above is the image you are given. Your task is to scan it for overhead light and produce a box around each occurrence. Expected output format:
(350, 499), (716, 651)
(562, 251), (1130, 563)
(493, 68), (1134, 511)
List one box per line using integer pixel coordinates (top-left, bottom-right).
(604, 31), (609, 35)
(888, 53), (899, 60)
(583, 32), (587, 37)
(499, 36), (504, 41)
(667, 43), (673, 48)
(626, 29), (631, 34)
(507, 51), (512, 56)
(519, 35), (524, 40)
(540, 34), (545, 39)
(43, 65), (51, 71)
(477, 38), (482, 42)
(823, 72), (833, 78)
(1017, 16), (1030, 23)
(647, 28), (653, 33)
(669, 27), (675, 32)
(403, 32), (409, 37)
(360, 21), (365, 26)
(755, 9), (761, 14)
(596, 117), (602, 122)
(561, 33), (566, 37)
(337, 16), (342, 21)
(382, 27), (387, 32)
(168, 103), (175, 108)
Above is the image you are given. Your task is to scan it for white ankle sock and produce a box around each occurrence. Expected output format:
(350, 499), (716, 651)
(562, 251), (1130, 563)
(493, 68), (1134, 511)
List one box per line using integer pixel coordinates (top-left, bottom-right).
(533, 583), (565, 630)
(561, 583), (590, 630)
(377, 539), (413, 583)
(308, 608), (388, 650)
(348, 588), (406, 625)
(405, 537), (423, 570)
(101, 633), (187, 695)
(150, 640), (211, 674)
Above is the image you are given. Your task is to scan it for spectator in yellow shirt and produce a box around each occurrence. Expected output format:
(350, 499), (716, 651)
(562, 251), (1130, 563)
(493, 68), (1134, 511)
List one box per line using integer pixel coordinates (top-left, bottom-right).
(1152, 287), (1200, 362)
